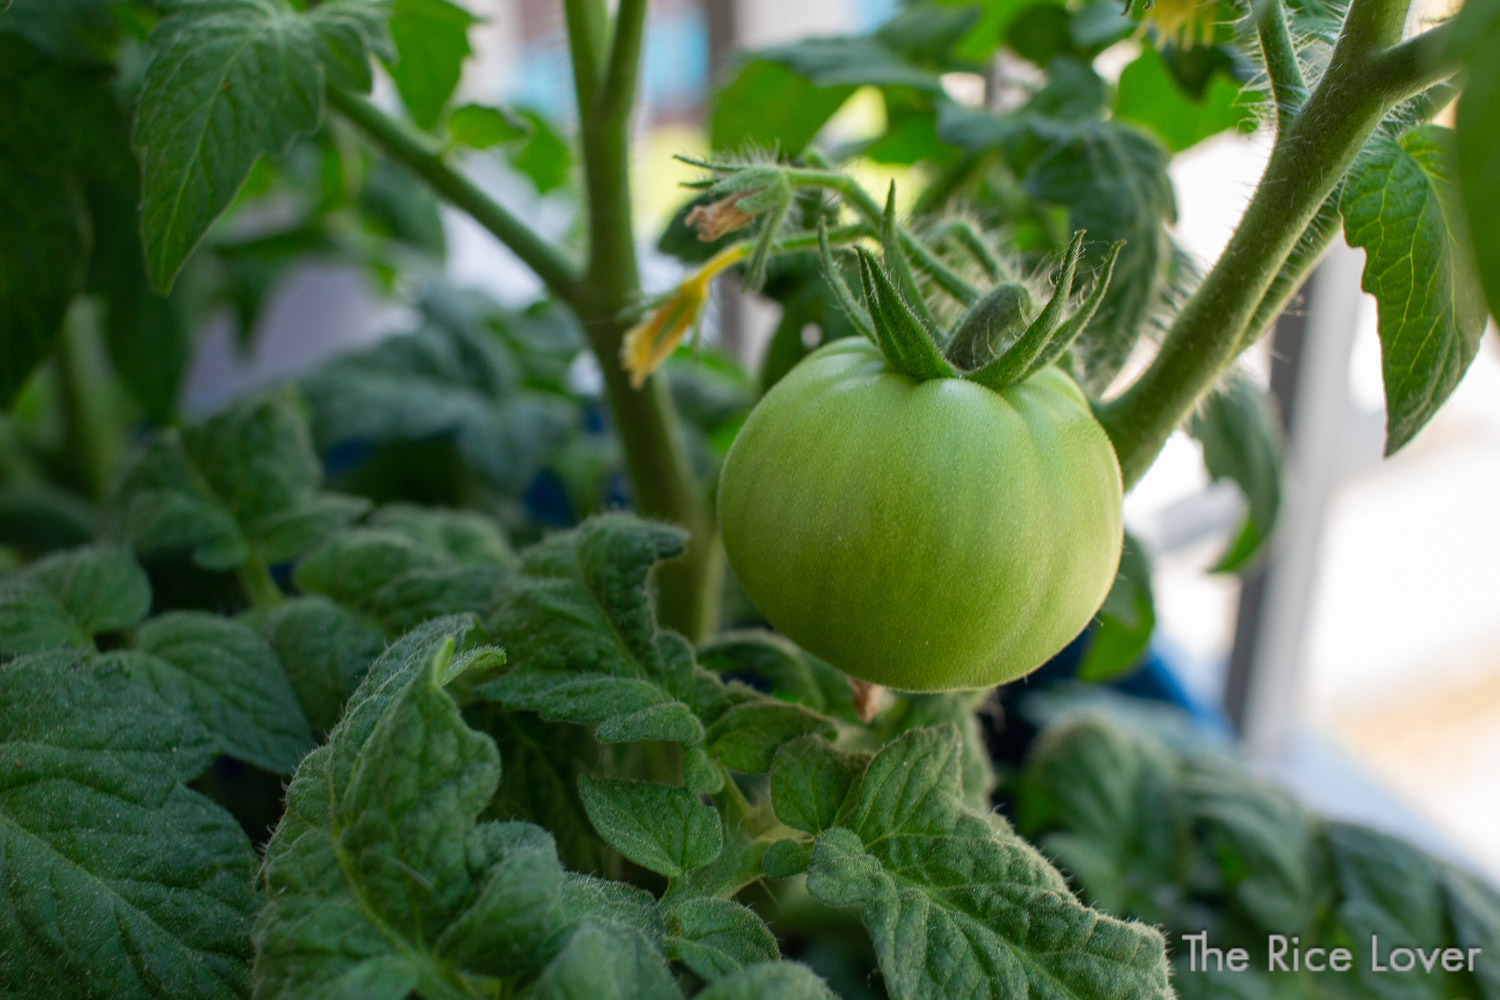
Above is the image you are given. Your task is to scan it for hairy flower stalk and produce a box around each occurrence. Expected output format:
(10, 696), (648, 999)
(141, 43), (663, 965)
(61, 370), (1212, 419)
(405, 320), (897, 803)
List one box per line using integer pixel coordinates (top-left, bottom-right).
(620, 244), (749, 388)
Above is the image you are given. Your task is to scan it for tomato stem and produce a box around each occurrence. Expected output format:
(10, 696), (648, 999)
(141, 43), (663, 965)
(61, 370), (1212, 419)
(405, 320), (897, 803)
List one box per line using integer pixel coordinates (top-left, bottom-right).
(1098, 0), (1460, 487)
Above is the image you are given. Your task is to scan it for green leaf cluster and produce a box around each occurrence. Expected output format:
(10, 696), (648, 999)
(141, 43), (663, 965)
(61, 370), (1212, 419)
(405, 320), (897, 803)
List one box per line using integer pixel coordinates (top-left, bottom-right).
(1016, 695), (1500, 999)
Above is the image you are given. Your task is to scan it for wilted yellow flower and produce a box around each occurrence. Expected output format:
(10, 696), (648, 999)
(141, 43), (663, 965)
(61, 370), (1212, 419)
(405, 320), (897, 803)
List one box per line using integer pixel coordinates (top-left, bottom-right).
(686, 192), (757, 241)
(1140, 0), (1218, 48)
(621, 244), (748, 389)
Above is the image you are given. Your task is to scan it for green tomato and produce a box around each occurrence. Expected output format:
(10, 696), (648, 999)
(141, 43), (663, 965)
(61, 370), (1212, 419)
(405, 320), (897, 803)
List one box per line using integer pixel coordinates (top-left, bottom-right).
(718, 337), (1123, 692)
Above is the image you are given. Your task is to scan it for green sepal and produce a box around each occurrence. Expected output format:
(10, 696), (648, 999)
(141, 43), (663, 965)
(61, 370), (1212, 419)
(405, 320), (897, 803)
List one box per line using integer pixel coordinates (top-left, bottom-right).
(854, 247), (956, 382)
(1023, 239), (1124, 380)
(967, 231), (1086, 391)
(945, 283), (1036, 371)
(878, 183), (943, 338)
(817, 220), (875, 342)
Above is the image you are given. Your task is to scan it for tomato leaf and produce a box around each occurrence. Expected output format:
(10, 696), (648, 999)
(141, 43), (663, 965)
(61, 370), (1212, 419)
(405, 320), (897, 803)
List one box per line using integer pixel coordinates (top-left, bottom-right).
(1078, 532), (1156, 682)
(477, 516), (713, 745)
(261, 595), (386, 734)
(693, 961), (839, 999)
(699, 630), (857, 719)
(293, 514), (512, 637)
(254, 617), (586, 994)
(1113, 44), (1253, 153)
(386, 0), (474, 131)
(1340, 126), (1487, 455)
(0, 545), (151, 660)
(117, 612), (314, 774)
(705, 699), (837, 774)
(0, 650), (257, 998)
(531, 923), (682, 1000)
(105, 392), (368, 571)
(665, 899), (780, 982)
(578, 775), (724, 878)
(1188, 372), (1283, 573)
(1450, 0), (1500, 325)
(134, 0), (390, 294)
(789, 727), (1175, 1000)
(770, 735), (870, 836)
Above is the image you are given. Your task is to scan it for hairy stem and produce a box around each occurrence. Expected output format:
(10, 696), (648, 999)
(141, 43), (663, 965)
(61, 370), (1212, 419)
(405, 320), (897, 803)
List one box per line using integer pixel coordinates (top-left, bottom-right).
(789, 169), (979, 303)
(327, 87), (580, 301)
(1098, 0), (1457, 486)
(1255, 0), (1307, 133)
(566, 0), (721, 640)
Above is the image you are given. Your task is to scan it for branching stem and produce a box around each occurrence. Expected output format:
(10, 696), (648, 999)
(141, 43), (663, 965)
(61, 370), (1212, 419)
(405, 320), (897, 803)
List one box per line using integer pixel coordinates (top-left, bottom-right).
(1098, 0), (1461, 486)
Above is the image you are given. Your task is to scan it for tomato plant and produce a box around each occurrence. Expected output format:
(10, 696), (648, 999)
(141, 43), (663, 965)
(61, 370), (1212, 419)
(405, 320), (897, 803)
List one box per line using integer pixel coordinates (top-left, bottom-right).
(1, 0), (1498, 998)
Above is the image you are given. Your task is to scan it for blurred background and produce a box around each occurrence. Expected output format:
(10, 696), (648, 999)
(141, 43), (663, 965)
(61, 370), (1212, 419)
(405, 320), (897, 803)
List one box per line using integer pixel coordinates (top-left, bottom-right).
(180, 0), (1500, 882)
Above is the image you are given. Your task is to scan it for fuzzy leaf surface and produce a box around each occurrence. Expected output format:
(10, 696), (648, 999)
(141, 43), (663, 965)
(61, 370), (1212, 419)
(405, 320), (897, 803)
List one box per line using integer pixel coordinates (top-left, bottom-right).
(0, 651), (257, 998)
(254, 617), (586, 997)
(124, 612), (314, 773)
(789, 727), (1174, 1000)
(479, 515), (721, 747)
(579, 776), (724, 878)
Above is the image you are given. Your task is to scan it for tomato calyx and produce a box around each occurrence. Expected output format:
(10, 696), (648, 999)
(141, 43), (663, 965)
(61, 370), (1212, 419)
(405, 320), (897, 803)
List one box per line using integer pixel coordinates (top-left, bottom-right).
(819, 214), (1123, 392)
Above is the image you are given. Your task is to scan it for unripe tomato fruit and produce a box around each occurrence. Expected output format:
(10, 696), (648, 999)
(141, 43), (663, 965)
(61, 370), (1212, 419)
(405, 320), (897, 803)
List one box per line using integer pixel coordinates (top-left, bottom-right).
(718, 338), (1123, 691)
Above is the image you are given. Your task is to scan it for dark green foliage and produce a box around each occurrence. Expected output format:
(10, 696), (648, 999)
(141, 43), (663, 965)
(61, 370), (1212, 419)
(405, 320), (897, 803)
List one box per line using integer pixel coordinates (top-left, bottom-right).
(1017, 696), (1500, 1000)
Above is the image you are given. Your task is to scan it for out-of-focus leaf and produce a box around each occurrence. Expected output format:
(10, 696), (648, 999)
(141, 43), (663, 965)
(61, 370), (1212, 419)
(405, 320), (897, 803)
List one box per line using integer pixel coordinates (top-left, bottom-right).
(106, 392), (368, 571)
(1189, 372), (1283, 572)
(711, 60), (853, 154)
(386, 0), (474, 131)
(449, 103), (531, 149)
(301, 323), (576, 495)
(1114, 44), (1252, 152)
(508, 110), (573, 195)
(1078, 532), (1155, 681)
(0, 544), (151, 660)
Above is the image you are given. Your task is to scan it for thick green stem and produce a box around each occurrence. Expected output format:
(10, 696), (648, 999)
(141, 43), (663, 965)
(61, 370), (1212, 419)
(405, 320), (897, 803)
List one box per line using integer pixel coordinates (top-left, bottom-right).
(1097, 0), (1456, 487)
(333, 15), (720, 638)
(1238, 194), (1342, 352)
(237, 551), (284, 611)
(327, 87), (580, 301)
(566, 0), (721, 640)
(55, 301), (115, 502)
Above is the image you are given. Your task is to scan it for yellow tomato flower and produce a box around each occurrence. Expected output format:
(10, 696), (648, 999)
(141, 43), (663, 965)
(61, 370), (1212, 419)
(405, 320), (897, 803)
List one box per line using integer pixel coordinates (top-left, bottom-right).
(1141, 0), (1218, 48)
(621, 244), (748, 389)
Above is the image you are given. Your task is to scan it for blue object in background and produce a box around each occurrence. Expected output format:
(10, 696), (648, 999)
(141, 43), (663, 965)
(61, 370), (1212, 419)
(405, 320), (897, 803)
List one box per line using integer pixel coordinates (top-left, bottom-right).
(1031, 630), (1235, 737)
(511, 8), (709, 118)
(857, 0), (901, 29)
(643, 6), (710, 113)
